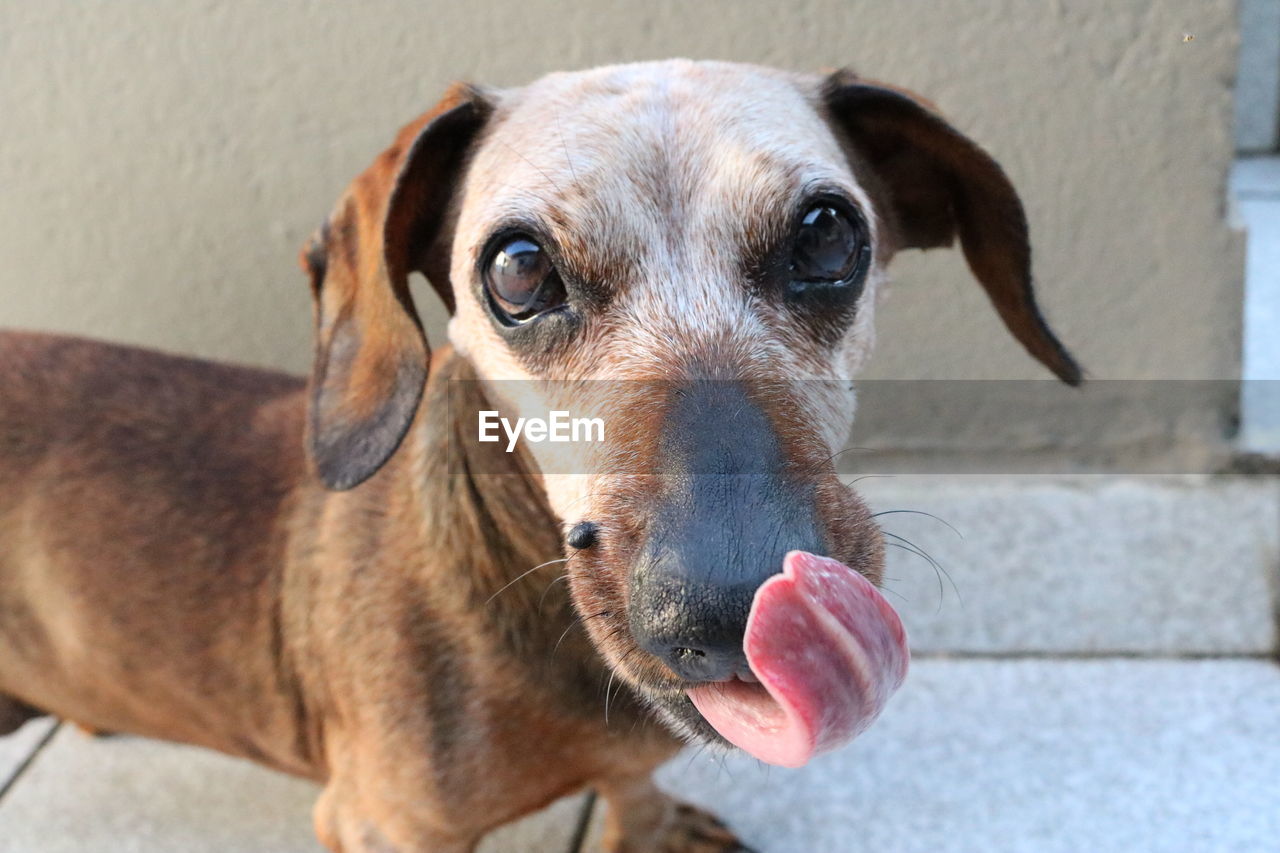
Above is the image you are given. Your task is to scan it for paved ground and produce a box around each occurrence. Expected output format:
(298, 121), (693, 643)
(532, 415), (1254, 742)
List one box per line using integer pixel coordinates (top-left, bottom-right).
(2, 660), (1278, 852)
(652, 659), (1280, 853)
(1, 475), (1276, 851)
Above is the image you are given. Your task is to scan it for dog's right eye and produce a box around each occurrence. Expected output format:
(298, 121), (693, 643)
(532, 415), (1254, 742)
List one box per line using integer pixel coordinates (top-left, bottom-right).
(484, 236), (567, 324)
(788, 204), (870, 294)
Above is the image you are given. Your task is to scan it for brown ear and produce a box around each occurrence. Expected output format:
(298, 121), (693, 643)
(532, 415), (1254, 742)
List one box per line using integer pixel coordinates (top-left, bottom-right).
(822, 71), (1081, 385)
(300, 83), (491, 490)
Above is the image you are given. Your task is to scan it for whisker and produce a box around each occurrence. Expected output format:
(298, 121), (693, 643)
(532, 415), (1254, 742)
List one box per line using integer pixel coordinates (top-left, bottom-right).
(882, 532), (963, 611)
(604, 669), (617, 727)
(485, 557), (570, 604)
(846, 474), (895, 486)
(716, 750), (733, 782)
(877, 583), (909, 604)
(797, 445), (876, 477)
(496, 139), (564, 193)
(550, 617), (581, 661)
(599, 639), (634, 727)
(537, 574), (569, 611)
(555, 109), (579, 184)
(872, 509), (963, 538)
(883, 530), (960, 599)
(883, 537), (945, 606)
(550, 609), (612, 662)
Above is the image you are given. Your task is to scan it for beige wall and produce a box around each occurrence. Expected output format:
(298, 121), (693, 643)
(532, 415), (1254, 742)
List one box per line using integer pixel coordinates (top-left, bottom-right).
(0, 2), (1244, 452)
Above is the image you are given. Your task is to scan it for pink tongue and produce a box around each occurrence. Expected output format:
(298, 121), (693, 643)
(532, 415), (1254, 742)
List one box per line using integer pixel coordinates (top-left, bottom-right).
(686, 550), (908, 768)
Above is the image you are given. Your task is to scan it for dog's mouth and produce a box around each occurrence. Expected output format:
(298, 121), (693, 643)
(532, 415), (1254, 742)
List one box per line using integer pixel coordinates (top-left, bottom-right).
(672, 551), (908, 767)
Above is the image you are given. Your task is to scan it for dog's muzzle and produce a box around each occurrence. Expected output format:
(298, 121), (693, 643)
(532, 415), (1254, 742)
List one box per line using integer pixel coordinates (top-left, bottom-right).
(625, 380), (909, 767)
(627, 380), (822, 682)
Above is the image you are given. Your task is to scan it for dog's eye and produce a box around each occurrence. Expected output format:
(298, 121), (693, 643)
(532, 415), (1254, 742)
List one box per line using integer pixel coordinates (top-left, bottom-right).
(789, 204), (870, 291)
(484, 236), (566, 323)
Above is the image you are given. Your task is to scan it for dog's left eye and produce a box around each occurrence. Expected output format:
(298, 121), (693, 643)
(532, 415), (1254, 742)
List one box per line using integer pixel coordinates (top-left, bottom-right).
(484, 236), (567, 323)
(789, 204), (870, 291)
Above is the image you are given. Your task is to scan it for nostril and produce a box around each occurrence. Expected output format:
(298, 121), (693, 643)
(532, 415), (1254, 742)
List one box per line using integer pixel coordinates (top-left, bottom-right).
(662, 643), (746, 683)
(629, 572), (755, 684)
(667, 645), (715, 681)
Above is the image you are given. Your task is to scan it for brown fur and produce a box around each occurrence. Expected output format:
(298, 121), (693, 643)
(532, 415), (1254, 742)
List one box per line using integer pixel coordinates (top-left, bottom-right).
(0, 332), (684, 850)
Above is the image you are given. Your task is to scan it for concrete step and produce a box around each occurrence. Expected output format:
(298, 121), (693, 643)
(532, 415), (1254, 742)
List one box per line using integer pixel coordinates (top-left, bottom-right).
(854, 476), (1279, 654)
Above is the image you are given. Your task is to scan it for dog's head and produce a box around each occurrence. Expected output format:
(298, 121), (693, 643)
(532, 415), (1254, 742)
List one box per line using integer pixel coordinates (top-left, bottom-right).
(300, 60), (1079, 765)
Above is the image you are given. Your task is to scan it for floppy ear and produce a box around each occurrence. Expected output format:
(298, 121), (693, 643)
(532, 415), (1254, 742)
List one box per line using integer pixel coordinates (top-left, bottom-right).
(300, 83), (492, 490)
(822, 71), (1082, 385)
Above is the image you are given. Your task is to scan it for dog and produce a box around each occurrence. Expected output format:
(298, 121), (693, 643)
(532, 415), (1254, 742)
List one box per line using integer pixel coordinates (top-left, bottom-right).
(0, 60), (1079, 852)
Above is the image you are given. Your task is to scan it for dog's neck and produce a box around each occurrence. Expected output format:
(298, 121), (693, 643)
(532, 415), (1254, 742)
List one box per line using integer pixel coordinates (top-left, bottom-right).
(400, 348), (607, 682)
(413, 348), (562, 599)
(285, 345), (653, 769)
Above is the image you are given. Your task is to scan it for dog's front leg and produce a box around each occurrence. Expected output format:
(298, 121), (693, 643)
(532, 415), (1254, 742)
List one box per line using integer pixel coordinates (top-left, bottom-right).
(312, 777), (478, 853)
(594, 772), (752, 853)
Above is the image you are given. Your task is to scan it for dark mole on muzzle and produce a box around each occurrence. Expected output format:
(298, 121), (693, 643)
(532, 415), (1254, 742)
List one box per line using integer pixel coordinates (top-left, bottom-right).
(629, 380), (825, 683)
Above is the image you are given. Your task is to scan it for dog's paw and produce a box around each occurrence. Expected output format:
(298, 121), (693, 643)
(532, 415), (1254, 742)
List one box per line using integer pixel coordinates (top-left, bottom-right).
(652, 802), (756, 853)
(597, 781), (757, 853)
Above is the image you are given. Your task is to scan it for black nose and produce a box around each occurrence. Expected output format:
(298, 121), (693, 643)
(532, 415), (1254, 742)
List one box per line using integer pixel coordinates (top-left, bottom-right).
(631, 567), (759, 682)
(629, 481), (823, 682)
(627, 380), (824, 684)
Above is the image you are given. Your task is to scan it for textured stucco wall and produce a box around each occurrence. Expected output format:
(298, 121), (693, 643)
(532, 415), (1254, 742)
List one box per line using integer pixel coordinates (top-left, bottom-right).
(0, 1), (1244, 452)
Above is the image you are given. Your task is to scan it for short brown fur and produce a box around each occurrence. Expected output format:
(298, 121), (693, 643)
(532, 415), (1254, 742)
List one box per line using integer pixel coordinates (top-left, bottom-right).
(0, 332), (697, 850)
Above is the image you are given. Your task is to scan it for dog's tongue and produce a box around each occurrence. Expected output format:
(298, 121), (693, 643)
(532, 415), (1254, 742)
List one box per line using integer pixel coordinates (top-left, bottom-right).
(686, 551), (908, 768)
